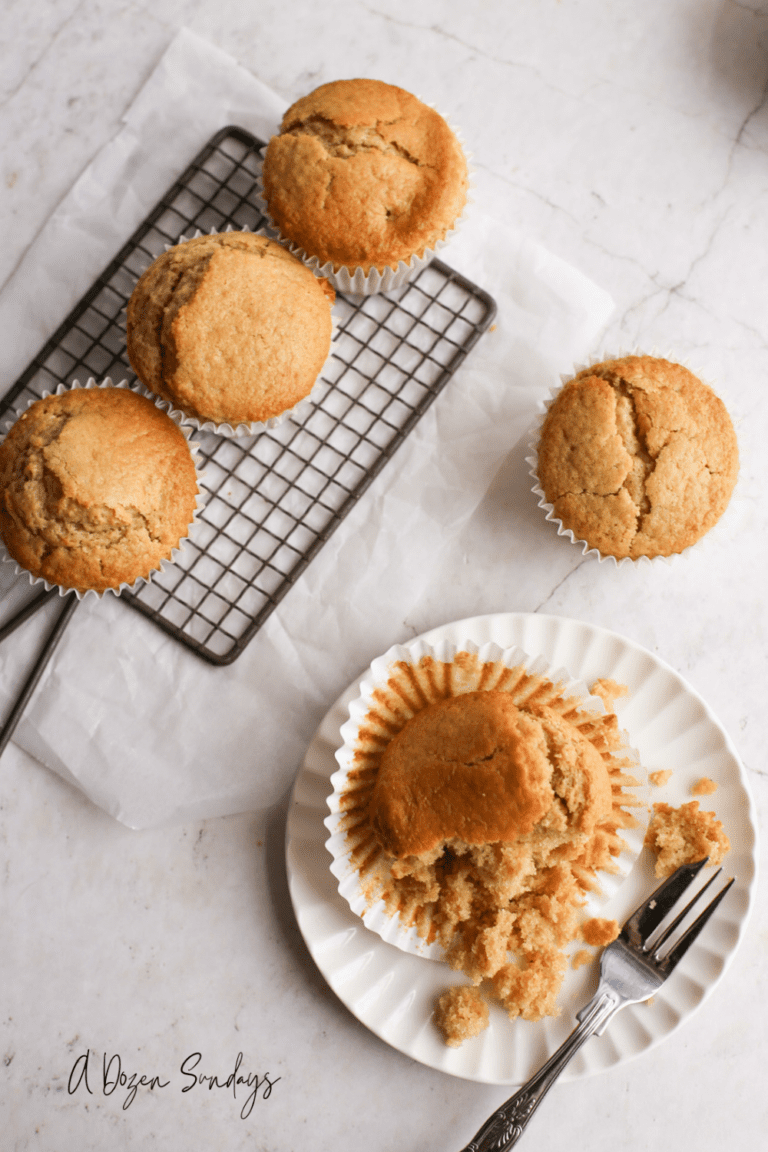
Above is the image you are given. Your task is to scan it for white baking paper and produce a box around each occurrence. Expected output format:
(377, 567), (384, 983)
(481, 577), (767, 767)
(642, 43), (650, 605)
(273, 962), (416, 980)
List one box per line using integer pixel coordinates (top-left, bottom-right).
(0, 28), (614, 828)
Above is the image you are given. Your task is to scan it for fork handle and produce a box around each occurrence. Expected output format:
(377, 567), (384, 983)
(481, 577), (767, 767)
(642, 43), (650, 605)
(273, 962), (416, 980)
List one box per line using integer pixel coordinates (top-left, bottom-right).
(459, 988), (622, 1152)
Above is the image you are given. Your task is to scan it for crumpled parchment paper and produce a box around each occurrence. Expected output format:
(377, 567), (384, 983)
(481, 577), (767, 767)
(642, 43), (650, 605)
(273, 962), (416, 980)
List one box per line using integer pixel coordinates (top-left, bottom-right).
(0, 28), (613, 828)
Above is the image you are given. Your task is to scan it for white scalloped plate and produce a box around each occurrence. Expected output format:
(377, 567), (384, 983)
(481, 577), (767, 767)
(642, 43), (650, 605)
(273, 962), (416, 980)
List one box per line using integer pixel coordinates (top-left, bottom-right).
(285, 613), (757, 1085)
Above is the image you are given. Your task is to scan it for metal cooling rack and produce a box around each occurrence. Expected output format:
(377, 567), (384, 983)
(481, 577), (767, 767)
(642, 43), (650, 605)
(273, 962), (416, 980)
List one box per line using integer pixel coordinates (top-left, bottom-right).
(0, 125), (497, 666)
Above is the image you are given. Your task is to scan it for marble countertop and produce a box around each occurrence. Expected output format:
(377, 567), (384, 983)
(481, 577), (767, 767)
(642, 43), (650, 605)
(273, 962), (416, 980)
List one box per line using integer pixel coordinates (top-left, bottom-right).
(2, 2), (767, 1149)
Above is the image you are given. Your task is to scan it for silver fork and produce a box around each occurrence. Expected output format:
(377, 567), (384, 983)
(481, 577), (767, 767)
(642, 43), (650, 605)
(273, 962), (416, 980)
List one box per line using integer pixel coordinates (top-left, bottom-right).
(459, 858), (735, 1152)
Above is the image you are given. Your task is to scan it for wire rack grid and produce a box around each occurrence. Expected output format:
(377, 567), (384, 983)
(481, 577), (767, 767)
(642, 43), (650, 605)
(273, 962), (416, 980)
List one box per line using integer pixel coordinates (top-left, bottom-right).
(0, 126), (497, 665)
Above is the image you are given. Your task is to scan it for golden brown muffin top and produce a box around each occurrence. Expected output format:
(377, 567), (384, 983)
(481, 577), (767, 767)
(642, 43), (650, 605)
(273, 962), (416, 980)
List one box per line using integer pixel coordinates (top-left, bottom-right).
(261, 78), (468, 273)
(126, 232), (334, 425)
(368, 689), (612, 859)
(0, 388), (198, 593)
(537, 355), (739, 559)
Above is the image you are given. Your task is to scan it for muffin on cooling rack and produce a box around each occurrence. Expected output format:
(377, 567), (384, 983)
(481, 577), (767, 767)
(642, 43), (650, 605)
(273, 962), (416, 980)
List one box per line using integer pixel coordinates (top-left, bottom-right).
(126, 231), (335, 430)
(533, 355), (739, 561)
(0, 385), (199, 595)
(260, 78), (469, 293)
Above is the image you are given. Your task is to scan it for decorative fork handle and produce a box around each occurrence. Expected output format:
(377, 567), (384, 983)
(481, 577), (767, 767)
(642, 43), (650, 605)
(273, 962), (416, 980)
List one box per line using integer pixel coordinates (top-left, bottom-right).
(459, 986), (622, 1152)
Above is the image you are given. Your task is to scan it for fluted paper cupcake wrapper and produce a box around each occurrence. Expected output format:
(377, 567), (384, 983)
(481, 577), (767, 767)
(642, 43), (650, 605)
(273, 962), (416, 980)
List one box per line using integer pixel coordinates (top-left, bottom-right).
(0, 378), (204, 601)
(324, 637), (645, 960)
(128, 226), (338, 437)
(526, 347), (744, 567)
(256, 107), (474, 297)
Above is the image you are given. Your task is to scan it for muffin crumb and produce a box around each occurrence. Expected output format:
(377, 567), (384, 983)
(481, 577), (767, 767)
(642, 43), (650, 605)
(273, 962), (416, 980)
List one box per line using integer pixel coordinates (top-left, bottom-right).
(590, 679), (628, 711)
(581, 917), (620, 946)
(644, 801), (729, 877)
(692, 777), (718, 796)
(434, 986), (489, 1047)
(492, 949), (567, 1021)
(649, 769), (673, 787)
(572, 948), (594, 970)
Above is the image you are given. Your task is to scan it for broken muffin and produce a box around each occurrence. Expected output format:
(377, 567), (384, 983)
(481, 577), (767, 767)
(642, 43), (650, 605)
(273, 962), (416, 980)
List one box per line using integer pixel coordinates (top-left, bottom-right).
(329, 647), (642, 1044)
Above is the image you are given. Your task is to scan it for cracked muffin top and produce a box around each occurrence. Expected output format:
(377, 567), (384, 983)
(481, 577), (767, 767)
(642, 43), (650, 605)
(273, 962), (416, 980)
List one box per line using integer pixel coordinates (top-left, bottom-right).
(536, 355), (739, 559)
(0, 388), (198, 593)
(261, 79), (468, 273)
(126, 232), (335, 426)
(368, 689), (612, 859)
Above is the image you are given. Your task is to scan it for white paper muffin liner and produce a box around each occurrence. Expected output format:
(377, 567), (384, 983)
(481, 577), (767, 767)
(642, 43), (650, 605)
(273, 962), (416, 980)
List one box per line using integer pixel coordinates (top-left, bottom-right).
(256, 104), (474, 296)
(0, 377), (204, 601)
(128, 227), (337, 437)
(526, 348), (743, 567)
(324, 636), (646, 960)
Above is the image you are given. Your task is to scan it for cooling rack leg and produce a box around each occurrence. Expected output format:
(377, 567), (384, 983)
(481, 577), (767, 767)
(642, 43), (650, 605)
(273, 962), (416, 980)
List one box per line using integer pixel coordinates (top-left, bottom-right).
(0, 587), (58, 645)
(0, 593), (80, 760)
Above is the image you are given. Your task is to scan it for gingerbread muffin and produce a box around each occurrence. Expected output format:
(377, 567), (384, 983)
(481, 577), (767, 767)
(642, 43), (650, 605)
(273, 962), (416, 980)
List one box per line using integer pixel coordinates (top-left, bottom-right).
(534, 356), (739, 560)
(369, 690), (613, 861)
(0, 386), (198, 594)
(261, 79), (468, 284)
(328, 645), (643, 1041)
(126, 232), (335, 428)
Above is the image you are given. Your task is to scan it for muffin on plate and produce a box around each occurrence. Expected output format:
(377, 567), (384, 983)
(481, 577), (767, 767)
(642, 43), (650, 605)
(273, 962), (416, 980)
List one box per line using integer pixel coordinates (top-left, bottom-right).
(261, 79), (469, 292)
(368, 689), (613, 862)
(126, 231), (335, 430)
(327, 642), (643, 1039)
(533, 355), (739, 561)
(0, 385), (199, 595)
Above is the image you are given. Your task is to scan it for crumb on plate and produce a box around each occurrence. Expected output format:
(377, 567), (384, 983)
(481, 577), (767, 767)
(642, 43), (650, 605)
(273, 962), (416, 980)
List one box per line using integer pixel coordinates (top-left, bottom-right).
(644, 801), (729, 878)
(590, 679), (629, 711)
(581, 916), (620, 946)
(434, 986), (489, 1047)
(692, 777), (718, 796)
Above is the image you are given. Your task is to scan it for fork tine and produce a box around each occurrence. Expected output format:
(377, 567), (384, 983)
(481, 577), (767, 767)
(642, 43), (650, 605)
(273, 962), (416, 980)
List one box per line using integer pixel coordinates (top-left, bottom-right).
(656, 874), (735, 974)
(622, 857), (708, 947)
(650, 866), (723, 954)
